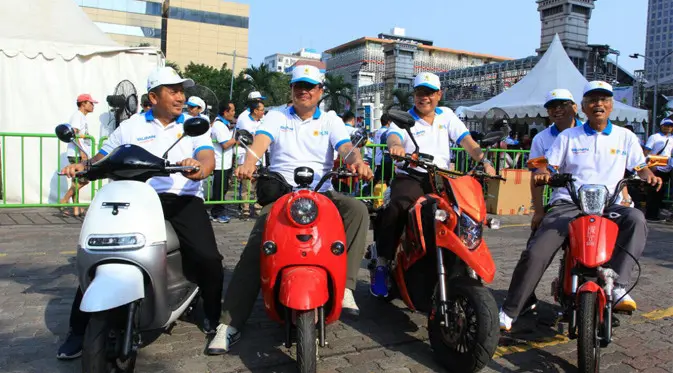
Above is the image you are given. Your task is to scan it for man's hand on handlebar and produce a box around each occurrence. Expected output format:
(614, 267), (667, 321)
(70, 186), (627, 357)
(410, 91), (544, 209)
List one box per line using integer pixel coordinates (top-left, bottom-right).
(235, 163), (257, 181)
(389, 144), (406, 158)
(533, 169), (552, 186)
(350, 160), (373, 181)
(482, 162), (496, 176)
(177, 158), (204, 180)
(645, 174), (663, 191)
(61, 163), (87, 178)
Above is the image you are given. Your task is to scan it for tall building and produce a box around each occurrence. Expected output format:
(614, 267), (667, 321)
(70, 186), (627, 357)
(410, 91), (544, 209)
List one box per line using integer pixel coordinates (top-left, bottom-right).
(263, 48), (323, 74)
(324, 28), (510, 108)
(645, 0), (673, 82)
(75, 0), (249, 73)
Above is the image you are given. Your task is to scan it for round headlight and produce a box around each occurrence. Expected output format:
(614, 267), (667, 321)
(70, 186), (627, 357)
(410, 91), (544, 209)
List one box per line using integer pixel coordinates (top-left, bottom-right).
(290, 197), (318, 225)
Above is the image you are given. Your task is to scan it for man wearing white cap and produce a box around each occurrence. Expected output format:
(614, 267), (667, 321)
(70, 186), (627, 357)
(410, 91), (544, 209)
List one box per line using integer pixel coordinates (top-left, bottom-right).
(57, 67), (224, 359)
(644, 117), (673, 221)
(235, 90), (266, 125)
(499, 81), (662, 331)
(185, 96), (210, 121)
(370, 72), (496, 297)
(207, 65), (373, 354)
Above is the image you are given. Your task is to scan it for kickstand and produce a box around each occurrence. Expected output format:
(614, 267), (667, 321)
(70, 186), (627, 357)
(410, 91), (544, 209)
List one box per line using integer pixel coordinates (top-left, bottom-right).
(165, 322), (176, 335)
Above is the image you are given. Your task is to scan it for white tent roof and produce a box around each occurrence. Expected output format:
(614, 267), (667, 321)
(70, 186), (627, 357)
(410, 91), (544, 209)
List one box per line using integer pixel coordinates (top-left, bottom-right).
(463, 34), (648, 122)
(0, 0), (152, 59)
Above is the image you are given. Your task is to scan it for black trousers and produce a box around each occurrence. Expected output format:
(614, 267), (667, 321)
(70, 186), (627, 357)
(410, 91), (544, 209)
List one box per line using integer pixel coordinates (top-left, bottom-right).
(646, 170), (671, 219)
(211, 168), (232, 217)
(373, 159), (395, 186)
(374, 174), (432, 260)
(69, 194), (224, 334)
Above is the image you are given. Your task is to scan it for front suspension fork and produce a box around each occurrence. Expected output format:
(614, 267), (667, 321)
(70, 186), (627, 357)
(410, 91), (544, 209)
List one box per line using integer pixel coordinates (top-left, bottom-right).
(436, 246), (450, 327)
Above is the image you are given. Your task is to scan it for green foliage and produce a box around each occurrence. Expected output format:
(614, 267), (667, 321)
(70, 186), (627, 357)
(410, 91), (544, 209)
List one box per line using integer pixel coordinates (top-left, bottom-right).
(321, 74), (354, 114)
(385, 89), (414, 111)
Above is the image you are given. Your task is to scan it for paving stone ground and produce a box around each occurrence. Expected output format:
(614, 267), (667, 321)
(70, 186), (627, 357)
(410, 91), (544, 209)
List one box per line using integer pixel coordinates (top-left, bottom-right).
(1, 208), (673, 372)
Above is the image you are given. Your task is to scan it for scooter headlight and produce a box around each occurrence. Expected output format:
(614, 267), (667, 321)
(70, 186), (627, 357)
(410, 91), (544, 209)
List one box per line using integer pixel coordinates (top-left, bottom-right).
(290, 197), (318, 225)
(458, 214), (482, 250)
(86, 233), (145, 250)
(578, 184), (609, 215)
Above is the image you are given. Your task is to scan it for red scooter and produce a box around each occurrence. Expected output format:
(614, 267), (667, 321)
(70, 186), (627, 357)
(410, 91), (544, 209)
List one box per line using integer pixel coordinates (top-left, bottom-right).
(366, 110), (504, 373)
(526, 156), (667, 373)
(258, 166), (357, 373)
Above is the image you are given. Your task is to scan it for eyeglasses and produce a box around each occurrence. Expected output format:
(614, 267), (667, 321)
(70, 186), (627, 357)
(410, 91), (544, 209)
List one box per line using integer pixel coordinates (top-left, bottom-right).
(292, 81), (320, 91)
(585, 96), (612, 104)
(546, 101), (573, 110)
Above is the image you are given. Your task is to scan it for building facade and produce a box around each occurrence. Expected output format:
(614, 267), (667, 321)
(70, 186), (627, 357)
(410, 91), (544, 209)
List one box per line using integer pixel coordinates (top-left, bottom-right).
(263, 48), (323, 74)
(76, 0), (249, 73)
(645, 0), (673, 82)
(324, 29), (511, 108)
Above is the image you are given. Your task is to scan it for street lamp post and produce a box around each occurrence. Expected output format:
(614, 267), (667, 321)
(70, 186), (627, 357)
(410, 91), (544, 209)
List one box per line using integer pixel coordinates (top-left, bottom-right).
(630, 51), (673, 136)
(217, 50), (252, 99)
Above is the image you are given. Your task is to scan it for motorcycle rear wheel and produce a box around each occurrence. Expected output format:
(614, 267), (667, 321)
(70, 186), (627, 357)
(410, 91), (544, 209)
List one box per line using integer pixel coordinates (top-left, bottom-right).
(295, 310), (317, 373)
(428, 277), (498, 373)
(577, 292), (601, 373)
(82, 308), (136, 373)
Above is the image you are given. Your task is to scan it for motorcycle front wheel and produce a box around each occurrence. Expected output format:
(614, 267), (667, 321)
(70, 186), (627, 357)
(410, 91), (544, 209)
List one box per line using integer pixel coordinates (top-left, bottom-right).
(577, 292), (601, 373)
(82, 307), (136, 373)
(428, 277), (498, 373)
(295, 309), (317, 373)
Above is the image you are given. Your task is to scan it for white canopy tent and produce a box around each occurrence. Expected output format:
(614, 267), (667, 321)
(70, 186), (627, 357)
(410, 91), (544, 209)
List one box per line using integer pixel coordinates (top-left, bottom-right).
(0, 0), (162, 204)
(462, 34), (648, 123)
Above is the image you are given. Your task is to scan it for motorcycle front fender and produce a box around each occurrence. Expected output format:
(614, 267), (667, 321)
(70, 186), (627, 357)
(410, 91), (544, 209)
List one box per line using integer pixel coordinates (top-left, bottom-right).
(576, 281), (607, 322)
(278, 266), (329, 311)
(80, 263), (145, 313)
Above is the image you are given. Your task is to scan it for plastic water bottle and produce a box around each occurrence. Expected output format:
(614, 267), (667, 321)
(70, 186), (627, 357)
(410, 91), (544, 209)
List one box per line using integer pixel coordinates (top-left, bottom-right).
(518, 205), (525, 215)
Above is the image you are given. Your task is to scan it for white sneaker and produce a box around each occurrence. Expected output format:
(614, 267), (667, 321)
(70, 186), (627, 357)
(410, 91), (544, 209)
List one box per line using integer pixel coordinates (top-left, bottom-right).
(613, 286), (637, 312)
(206, 324), (240, 355)
(342, 288), (360, 316)
(499, 308), (515, 331)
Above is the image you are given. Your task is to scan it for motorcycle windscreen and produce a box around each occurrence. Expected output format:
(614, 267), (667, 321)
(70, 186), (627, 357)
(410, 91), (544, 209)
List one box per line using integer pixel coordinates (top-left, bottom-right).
(446, 176), (487, 223)
(567, 215), (618, 268)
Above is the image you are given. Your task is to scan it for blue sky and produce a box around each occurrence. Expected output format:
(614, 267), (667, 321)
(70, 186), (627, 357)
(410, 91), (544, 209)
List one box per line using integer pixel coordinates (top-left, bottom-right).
(236, 0), (647, 74)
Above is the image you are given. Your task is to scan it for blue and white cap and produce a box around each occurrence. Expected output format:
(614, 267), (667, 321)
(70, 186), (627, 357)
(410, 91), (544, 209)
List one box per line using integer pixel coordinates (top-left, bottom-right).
(583, 80), (614, 97)
(147, 66), (194, 92)
(186, 96), (206, 111)
(290, 65), (324, 85)
(413, 72), (441, 91)
(544, 89), (575, 108)
(248, 91), (266, 100)
(661, 118), (673, 126)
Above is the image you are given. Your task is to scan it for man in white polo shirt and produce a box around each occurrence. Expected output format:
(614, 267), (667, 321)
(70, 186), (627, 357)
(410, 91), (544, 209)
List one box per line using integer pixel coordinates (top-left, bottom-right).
(499, 81), (662, 331)
(235, 99), (265, 218)
(236, 91), (265, 123)
(56, 67), (224, 360)
(370, 72), (496, 297)
(185, 96), (210, 121)
(210, 98), (238, 223)
(207, 65), (373, 355)
(644, 118), (673, 221)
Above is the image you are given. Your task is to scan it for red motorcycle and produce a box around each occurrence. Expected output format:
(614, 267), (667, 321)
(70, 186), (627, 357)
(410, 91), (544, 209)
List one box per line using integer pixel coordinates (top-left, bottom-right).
(259, 166), (356, 373)
(526, 156), (667, 373)
(366, 110), (504, 373)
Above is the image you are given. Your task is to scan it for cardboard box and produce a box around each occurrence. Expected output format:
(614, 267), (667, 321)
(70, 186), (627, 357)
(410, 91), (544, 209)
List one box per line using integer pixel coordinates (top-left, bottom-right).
(485, 169), (532, 215)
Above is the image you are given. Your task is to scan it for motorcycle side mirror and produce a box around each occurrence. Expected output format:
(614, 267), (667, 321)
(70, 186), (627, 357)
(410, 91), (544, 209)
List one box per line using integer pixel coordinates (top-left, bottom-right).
(162, 117), (211, 159)
(387, 109), (420, 154)
(183, 117), (210, 137)
(526, 156), (549, 170)
(294, 166), (314, 188)
(481, 131), (506, 147)
(235, 129), (254, 147)
(55, 124), (76, 143)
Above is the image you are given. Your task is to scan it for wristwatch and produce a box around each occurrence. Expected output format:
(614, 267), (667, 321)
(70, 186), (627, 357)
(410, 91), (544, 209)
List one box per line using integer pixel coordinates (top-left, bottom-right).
(622, 198), (632, 204)
(480, 158), (494, 167)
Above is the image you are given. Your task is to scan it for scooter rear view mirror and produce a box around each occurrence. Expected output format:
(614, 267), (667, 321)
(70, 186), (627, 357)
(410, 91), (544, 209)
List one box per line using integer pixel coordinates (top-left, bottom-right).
(481, 131), (506, 146)
(387, 110), (415, 130)
(183, 117), (210, 137)
(55, 124), (76, 143)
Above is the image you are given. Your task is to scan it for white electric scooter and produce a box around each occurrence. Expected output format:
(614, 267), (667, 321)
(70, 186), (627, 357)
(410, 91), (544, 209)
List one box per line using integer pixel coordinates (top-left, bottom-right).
(55, 118), (210, 373)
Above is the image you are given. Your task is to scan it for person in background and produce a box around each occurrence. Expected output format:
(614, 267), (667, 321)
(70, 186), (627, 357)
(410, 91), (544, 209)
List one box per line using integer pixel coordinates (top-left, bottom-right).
(235, 100), (265, 219)
(59, 94), (96, 218)
(644, 118), (673, 221)
(140, 94), (151, 113)
(185, 96), (209, 121)
(210, 99), (238, 223)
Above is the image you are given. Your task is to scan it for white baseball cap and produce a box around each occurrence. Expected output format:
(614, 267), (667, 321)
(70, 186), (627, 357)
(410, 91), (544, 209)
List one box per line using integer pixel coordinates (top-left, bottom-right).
(290, 65), (324, 85)
(248, 91), (266, 100)
(413, 72), (441, 91)
(186, 96), (206, 112)
(583, 80), (614, 97)
(544, 89), (575, 108)
(147, 66), (194, 92)
(661, 118), (673, 126)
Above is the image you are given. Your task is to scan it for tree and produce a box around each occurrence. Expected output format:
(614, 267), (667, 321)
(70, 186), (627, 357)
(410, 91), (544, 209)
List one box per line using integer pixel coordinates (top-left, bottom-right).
(165, 60), (181, 73)
(385, 89), (414, 111)
(321, 73), (354, 114)
(240, 64), (291, 107)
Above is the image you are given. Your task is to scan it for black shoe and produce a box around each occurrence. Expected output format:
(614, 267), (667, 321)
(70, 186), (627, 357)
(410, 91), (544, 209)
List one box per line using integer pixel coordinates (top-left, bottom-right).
(520, 294), (538, 316)
(56, 330), (83, 360)
(203, 318), (218, 335)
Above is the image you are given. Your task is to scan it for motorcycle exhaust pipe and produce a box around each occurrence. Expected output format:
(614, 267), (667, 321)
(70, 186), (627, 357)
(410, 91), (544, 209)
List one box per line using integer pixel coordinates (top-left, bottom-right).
(121, 301), (138, 360)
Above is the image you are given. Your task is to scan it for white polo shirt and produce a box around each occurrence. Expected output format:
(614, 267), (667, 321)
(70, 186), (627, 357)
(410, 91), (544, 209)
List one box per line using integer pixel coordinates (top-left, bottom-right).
(183, 113), (210, 122)
(67, 110), (92, 157)
(257, 107), (350, 192)
(99, 110), (215, 199)
(645, 132), (673, 172)
(235, 113), (263, 165)
(373, 126), (390, 166)
(211, 115), (233, 171)
(529, 118), (583, 159)
(546, 121), (646, 205)
(387, 107), (470, 174)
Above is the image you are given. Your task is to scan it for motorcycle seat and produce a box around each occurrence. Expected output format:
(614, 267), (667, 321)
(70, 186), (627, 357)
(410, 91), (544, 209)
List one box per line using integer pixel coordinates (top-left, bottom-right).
(165, 220), (180, 253)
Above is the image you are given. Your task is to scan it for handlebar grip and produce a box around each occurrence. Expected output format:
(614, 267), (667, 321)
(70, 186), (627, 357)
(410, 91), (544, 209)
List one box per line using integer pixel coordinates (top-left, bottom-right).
(165, 165), (200, 173)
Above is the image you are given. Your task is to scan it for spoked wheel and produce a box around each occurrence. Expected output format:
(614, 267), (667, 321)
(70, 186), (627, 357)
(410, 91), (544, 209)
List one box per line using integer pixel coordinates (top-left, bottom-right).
(295, 310), (317, 373)
(82, 308), (136, 373)
(428, 277), (498, 373)
(577, 292), (601, 373)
